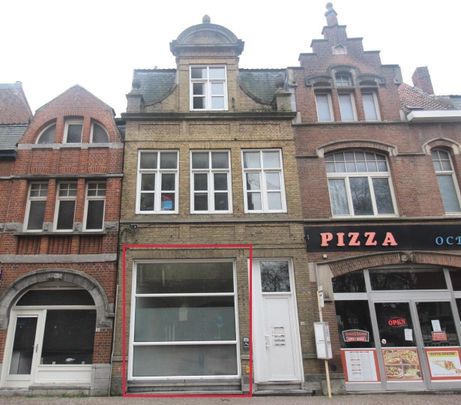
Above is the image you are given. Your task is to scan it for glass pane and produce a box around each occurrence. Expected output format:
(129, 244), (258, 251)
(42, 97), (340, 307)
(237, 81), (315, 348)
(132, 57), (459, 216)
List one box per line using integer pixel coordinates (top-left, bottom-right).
(137, 262), (234, 294)
(246, 173), (260, 190)
(265, 172), (281, 190)
(375, 302), (415, 347)
(339, 94), (355, 121)
(211, 97), (224, 109)
(191, 67), (206, 79)
(214, 173), (227, 191)
(140, 152), (157, 169)
(192, 152), (209, 169)
(194, 194), (208, 211)
(211, 83), (224, 95)
(211, 152), (228, 169)
(86, 200), (104, 229)
(247, 192), (261, 210)
(135, 296), (235, 342)
(38, 125), (56, 144)
(193, 83), (205, 95)
(56, 201), (75, 230)
(141, 174), (155, 191)
(350, 177), (373, 215)
(214, 193), (228, 211)
(17, 290), (94, 306)
(363, 93), (379, 121)
(316, 94), (332, 122)
(267, 192), (282, 210)
(133, 345), (237, 377)
(27, 201), (46, 230)
(332, 271), (366, 293)
(194, 174), (208, 191)
(370, 268), (447, 290)
(243, 152), (260, 168)
(373, 178), (394, 214)
(450, 270), (461, 290)
(193, 97), (205, 109)
(209, 67), (225, 79)
(140, 193), (154, 211)
(260, 261), (290, 292)
(92, 123), (108, 143)
(9, 317), (37, 374)
(41, 310), (96, 365)
(416, 302), (459, 346)
(66, 124), (82, 143)
(161, 173), (175, 191)
(263, 151), (280, 168)
(30, 183), (48, 197)
(437, 175), (461, 212)
(335, 300), (374, 348)
(160, 152), (177, 169)
(161, 193), (175, 211)
(328, 179), (349, 215)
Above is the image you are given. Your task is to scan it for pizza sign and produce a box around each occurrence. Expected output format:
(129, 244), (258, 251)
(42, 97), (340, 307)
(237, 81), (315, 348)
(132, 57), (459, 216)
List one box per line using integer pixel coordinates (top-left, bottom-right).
(342, 329), (370, 343)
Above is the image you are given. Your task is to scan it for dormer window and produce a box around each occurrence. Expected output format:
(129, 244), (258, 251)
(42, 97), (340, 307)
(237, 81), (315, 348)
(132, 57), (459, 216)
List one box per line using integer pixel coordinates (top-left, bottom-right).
(332, 45), (347, 55)
(335, 72), (353, 87)
(91, 122), (109, 143)
(64, 119), (83, 143)
(190, 66), (227, 111)
(37, 123), (56, 144)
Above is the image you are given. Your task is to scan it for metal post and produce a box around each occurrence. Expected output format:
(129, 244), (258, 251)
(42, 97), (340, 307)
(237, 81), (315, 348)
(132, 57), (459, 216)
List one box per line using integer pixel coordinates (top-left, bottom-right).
(317, 289), (332, 399)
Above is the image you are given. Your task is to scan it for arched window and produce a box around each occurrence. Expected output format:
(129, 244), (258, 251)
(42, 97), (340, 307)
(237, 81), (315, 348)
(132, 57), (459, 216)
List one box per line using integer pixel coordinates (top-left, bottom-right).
(91, 122), (109, 143)
(431, 149), (461, 213)
(36, 123), (56, 144)
(335, 72), (353, 87)
(325, 150), (396, 216)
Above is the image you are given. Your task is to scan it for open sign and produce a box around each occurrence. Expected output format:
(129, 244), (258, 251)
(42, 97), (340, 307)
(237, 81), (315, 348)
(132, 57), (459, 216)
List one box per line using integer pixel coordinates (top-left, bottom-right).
(387, 317), (407, 327)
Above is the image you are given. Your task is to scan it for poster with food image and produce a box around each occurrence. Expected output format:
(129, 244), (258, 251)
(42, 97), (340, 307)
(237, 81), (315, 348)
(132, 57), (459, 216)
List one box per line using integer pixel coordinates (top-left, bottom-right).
(426, 349), (461, 380)
(382, 348), (422, 380)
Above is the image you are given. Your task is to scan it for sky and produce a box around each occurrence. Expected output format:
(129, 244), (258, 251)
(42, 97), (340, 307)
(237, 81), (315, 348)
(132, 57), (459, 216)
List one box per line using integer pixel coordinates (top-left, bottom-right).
(2, 0), (460, 117)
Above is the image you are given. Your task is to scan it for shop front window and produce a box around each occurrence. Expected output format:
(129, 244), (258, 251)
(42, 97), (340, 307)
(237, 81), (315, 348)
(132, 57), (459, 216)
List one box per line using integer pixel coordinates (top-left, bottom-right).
(370, 268), (447, 290)
(416, 302), (459, 347)
(335, 300), (374, 348)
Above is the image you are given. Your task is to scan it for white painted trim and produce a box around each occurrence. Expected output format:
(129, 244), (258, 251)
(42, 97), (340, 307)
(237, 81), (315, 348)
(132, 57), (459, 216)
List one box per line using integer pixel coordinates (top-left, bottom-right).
(407, 110), (461, 123)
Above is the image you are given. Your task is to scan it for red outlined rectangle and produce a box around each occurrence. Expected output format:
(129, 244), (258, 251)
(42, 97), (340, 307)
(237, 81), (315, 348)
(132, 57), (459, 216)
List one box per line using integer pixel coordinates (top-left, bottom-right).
(340, 348), (380, 383)
(121, 243), (253, 398)
(425, 347), (461, 381)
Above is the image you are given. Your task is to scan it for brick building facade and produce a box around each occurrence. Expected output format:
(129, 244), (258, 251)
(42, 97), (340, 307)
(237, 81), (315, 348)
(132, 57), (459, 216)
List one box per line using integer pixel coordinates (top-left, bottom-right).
(0, 85), (123, 395)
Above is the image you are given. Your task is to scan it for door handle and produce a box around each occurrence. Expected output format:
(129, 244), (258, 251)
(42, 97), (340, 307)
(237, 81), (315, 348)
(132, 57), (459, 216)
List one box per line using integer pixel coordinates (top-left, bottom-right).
(265, 335), (271, 348)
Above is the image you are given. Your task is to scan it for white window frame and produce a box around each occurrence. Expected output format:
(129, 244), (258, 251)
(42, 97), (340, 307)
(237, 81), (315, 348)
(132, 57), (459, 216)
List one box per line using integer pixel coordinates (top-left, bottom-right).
(241, 149), (287, 213)
(136, 150), (179, 214)
(338, 92), (358, 122)
(129, 259), (240, 380)
(90, 122), (109, 143)
(83, 182), (106, 231)
(190, 150), (232, 214)
(64, 119), (84, 143)
(36, 123), (56, 144)
(432, 149), (461, 214)
(24, 182), (48, 232)
(362, 91), (381, 121)
(315, 92), (334, 122)
(189, 65), (228, 111)
(54, 182), (77, 231)
(326, 151), (398, 218)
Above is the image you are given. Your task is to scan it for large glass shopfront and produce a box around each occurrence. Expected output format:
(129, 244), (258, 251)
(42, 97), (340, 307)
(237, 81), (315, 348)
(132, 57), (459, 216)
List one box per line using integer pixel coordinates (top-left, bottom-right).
(334, 266), (461, 391)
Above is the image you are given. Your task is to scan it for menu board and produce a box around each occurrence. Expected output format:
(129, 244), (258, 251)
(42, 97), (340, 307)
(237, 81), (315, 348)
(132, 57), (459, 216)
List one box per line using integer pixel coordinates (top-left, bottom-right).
(426, 348), (461, 380)
(382, 348), (422, 380)
(342, 350), (379, 382)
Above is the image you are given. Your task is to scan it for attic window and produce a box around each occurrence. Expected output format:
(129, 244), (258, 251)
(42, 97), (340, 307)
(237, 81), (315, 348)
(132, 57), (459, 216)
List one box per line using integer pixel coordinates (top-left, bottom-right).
(332, 45), (347, 55)
(37, 124), (56, 144)
(91, 123), (109, 143)
(65, 119), (83, 143)
(335, 72), (353, 87)
(190, 66), (227, 111)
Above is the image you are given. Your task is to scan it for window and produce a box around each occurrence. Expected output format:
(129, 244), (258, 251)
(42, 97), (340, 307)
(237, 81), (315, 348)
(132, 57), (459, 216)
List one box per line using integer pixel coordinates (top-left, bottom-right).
(362, 91), (381, 121)
(64, 119), (83, 143)
(335, 72), (353, 87)
(36, 124), (56, 144)
(190, 66), (227, 110)
(55, 182), (77, 230)
(132, 261), (238, 378)
(137, 151), (178, 214)
(315, 93), (333, 122)
(326, 151), (396, 216)
(84, 182), (106, 230)
(431, 149), (461, 213)
(191, 151), (231, 213)
(25, 183), (48, 231)
(91, 123), (109, 143)
(242, 150), (286, 212)
(338, 93), (357, 121)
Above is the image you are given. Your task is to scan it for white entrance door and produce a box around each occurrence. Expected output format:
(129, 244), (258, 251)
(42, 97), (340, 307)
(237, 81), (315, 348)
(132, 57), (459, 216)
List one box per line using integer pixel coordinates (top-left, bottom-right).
(252, 260), (303, 383)
(2, 310), (45, 388)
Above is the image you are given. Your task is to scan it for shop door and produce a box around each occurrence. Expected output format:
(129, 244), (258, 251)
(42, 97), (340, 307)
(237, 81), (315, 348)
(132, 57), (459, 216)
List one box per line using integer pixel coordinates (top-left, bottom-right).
(252, 260), (303, 383)
(2, 310), (45, 387)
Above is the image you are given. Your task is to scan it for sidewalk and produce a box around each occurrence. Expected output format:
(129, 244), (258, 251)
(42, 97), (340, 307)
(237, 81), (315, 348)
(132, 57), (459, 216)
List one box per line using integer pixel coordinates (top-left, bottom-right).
(0, 394), (459, 405)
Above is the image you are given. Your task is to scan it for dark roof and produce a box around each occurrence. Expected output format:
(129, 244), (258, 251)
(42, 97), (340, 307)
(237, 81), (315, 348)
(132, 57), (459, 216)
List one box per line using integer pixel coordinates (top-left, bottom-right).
(239, 69), (286, 105)
(0, 124), (28, 150)
(398, 83), (455, 113)
(131, 70), (176, 105)
(0, 83), (32, 124)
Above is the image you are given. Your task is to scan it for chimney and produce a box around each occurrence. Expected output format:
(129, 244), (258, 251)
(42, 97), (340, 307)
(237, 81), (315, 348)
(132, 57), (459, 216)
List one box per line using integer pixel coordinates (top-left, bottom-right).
(325, 2), (338, 26)
(412, 66), (434, 95)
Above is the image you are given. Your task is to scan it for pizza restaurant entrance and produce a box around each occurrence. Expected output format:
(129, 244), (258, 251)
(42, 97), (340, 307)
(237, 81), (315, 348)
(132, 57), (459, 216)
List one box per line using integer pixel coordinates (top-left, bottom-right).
(334, 266), (461, 391)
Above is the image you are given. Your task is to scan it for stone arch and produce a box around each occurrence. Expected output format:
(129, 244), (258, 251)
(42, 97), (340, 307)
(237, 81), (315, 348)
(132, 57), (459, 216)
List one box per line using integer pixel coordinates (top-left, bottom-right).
(0, 269), (113, 329)
(422, 137), (461, 155)
(317, 139), (398, 158)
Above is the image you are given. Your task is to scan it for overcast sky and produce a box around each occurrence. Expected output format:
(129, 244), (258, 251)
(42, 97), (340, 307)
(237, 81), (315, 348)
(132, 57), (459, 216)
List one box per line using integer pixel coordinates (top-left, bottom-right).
(2, 0), (460, 117)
